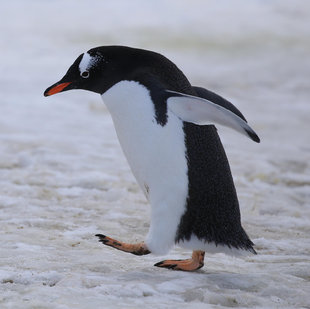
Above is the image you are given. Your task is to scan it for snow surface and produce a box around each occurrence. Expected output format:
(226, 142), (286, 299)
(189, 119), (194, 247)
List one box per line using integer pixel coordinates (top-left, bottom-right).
(1, 0), (310, 308)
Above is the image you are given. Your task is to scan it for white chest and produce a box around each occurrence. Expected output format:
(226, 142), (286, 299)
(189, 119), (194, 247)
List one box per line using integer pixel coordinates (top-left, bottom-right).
(102, 81), (188, 202)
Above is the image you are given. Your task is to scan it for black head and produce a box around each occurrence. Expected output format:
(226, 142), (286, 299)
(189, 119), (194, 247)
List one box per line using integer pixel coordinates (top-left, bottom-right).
(44, 46), (126, 96)
(44, 45), (189, 97)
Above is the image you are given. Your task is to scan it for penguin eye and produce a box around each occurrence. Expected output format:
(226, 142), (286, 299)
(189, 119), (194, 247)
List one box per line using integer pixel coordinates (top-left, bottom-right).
(81, 71), (89, 78)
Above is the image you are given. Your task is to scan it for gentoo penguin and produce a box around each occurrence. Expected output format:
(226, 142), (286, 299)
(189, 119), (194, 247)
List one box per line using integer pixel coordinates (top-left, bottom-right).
(44, 46), (260, 271)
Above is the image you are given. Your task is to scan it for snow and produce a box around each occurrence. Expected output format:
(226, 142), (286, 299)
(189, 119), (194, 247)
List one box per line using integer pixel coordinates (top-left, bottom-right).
(1, 0), (310, 308)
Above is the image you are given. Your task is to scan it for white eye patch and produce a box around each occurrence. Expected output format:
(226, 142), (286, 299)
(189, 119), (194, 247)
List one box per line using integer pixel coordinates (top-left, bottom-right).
(78, 52), (105, 77)
(79, 52), (92, 73)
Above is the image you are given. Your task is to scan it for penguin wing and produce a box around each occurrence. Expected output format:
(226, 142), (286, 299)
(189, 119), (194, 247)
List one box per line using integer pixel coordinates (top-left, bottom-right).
(166, 89), (260, 143)
(192, 86), (247, 122)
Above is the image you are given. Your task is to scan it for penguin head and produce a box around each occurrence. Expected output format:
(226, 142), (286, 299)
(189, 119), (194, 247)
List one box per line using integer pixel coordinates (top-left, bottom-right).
(44, 46), (140, 97)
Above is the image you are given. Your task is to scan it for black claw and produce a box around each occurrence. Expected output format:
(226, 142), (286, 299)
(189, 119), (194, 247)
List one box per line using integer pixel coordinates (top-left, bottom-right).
(154, 261), (165, 267)
(154, 261), (178, 269)
(95, 234), (106, 239)
(95, 234), (109, 244)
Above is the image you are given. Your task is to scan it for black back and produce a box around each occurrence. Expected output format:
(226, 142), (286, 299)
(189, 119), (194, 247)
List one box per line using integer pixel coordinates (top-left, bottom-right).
(177, 123), (255, 252)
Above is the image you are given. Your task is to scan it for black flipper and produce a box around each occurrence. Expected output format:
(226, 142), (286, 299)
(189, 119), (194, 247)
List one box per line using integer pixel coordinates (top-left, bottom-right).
(165, 89), (260, 143)
(193, 86), (247, 122)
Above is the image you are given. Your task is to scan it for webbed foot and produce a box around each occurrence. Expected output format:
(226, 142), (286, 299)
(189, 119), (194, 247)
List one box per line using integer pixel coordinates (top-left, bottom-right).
(95, 234), (150, 256)
(154, 250), (205, 271)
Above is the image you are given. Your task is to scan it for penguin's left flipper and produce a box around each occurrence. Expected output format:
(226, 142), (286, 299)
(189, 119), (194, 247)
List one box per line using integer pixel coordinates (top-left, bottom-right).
(166, 89), (260, 143)
(95, 234), (150, 256)
(154, 250), (205, 271)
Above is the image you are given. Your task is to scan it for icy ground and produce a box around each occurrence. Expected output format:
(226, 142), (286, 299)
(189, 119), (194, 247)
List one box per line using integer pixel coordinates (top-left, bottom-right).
(1, 0), (310, 308)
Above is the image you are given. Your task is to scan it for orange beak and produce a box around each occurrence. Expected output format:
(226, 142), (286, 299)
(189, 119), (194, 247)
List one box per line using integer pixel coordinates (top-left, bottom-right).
(44, 82), (71, 97)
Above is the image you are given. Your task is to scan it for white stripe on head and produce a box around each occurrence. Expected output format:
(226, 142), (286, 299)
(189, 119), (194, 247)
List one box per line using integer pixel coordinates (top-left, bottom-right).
(79, 52), (92, 73)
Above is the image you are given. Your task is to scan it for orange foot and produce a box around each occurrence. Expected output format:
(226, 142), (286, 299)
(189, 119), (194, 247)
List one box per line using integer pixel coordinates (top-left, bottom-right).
(154, 250), (205, 271)
(95, 234), (150, 256)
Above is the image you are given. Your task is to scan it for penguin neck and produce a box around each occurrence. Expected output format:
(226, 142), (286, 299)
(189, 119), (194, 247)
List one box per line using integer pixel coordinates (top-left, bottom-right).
(102, 80), (153, 122)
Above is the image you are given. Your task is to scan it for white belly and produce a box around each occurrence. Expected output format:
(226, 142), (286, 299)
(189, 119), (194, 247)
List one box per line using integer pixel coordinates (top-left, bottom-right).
(102, 81), (188, 254)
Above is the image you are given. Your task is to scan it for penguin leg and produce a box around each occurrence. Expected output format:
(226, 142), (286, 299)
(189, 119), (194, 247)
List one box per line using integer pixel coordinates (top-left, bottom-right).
(154, 250), (205, 271)
(95, 234), (150, 256)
